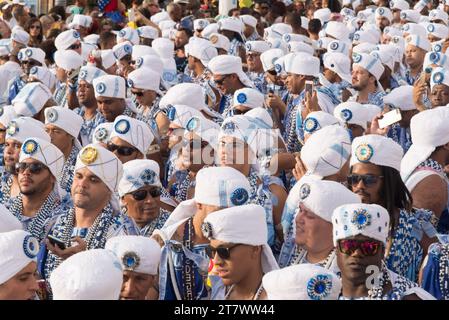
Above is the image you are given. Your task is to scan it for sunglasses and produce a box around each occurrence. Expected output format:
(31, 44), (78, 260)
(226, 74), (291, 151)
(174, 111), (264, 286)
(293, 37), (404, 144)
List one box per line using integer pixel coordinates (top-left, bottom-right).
(107, 142), (138, 156)
(214, 74), (231, 85)
(205, 244), (242, 260)
(68, 43), (81, 50)
(16, 162), (47, 175)
(347, 174), (383, 187)
(131, 188), (162, 201)
(338, 239), (381, 256)
(131, 90), (144, 97)
(232, 108), (249, 115)
(21, 60), (39, 66)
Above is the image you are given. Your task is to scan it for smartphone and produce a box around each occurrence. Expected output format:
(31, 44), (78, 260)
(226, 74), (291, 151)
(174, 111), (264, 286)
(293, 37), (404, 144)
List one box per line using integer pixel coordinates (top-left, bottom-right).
(378, 109), (402, 129)
(47, 234), (66, 250)
(305, 80), (314, 96)
(128, 9), (135, 22)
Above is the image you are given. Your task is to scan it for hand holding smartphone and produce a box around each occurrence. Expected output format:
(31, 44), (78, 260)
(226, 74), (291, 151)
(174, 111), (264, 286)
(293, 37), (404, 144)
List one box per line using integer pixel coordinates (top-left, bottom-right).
(378, 109), (402, 129)
(305, 80), (314, 96)
(47, 234), (66, 250)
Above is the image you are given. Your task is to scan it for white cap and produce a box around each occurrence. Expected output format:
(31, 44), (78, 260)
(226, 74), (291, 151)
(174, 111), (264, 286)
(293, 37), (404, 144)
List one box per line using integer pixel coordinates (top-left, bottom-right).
(184, 116), (220, 151)
(185, 37), (218, 67)
(375, 7), (393, 22)
(166, 104), (205, 128)
(0, 44), (10, 57)
(352, 30), (379, 44)
(106, 236), (161, 275)
(219, 115), (259, 155)
(260, 48), (284, 72)
(352, 42), (378, 54)
(194, 167), (251, 207)
(282, 34), (313, 46)
(371, 47), (395, 71)
(118, 159), (161, 197)
(264, 23), (293, 39)
(28, 66), (56, 90)
(0, 105), (17, 127)
(110, 115), (154, 156)
(266, 37), (289, 53)
(112, 41), (133, 60)
(83, 34), (99, 45)
(54, 50), (83, 71)
(323, 52), (352, 83)
(127, 67), (160, 92)
(405, 34), (431, 52)
(19, 137), (65, 182)
(325, 21), (351, 41)
(240, 15), (257, 28)
(44, 106), (83, 140)
(92, 122), (113, 145)
(400, 9), (421, 23)
(401, 107), (449, 180)
(350, 134), (403, 171)
(233, 88), (264, 109)
(150, 11), (170, 25)
(74, 144), (123, 193)
(69, 14), (93, 28)
(93, 75), (126, 99)
(303, 111), (340, 136)
(288, 41), (314, 55)
(390, 0), (410, 11)
(245, 40), (270, 54)
(117, 27), (139, 45)
(0, 230), (39, 285)
(402, 23), (427, 37)
(6, 117), (50, 143)
(203, 204), (279, 273)
(383, 26), (404, 38)
(426, 23), (449, 40)
(245, 107), (274, 129)
(332, 203), (390, 245)
(352, 52), (385, 81)
(333, 102), (380, 130)
(208, 33), (230, 52)
(131, 45), (157, 61)
(297, 179), (361, 222)
(12, 82), (53, 117)
(430, 66), (449, 90)
(383, 85), (416, 110)
(429, 9), (449, 25)
(158, 20), (176, 31)
(314, 8), (332, 24)
(11, 28), (29, 46)
(55, 30), (81, 50)
(202, 23), (220, 39)
(263, 264), (342, 300)
(100, 49), (116, 69)
(327, 40), (351, 56)
(0, 203), (22, 232)
(218, 17), (244, 35)
(134, 55), (164, 77)
(193, 18), (210, 31)
(50, 249), (123, 300)
(137, 26), (159, 40)
(208, 55), (254, 88)
(286, 52), (320, 76)
(78, 66), (107, 85)
(17, 47), (46, 66)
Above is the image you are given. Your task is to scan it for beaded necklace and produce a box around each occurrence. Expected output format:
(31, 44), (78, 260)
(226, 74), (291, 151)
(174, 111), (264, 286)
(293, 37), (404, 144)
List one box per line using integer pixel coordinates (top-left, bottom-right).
(439, 244), (449, 299)
(289, 246), (336, 269)
(139, 208), (171, 237)
(60, 145), (80, 193)
(225, 282), (264, 300)
(9, 191), (60, 242)
(418, 158), (445, 174)
(174, 172), (191, 203)
(0, 174), (13, 204)
(283, 95), (302, 153)
(182, 217), (195, 300)
(77, 108), (105, 145)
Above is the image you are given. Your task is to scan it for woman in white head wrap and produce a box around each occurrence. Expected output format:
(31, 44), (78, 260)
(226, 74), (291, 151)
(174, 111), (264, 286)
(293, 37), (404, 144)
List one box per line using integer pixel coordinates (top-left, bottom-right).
(203, 204), (279, 300)
(0, 230), (40, 300)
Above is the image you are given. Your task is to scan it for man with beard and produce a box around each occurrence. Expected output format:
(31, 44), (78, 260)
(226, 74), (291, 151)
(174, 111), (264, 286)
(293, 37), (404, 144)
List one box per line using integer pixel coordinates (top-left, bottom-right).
(0, 118), (51, 207)
(72, 66), (106, 146)
(106, 235), (161, 300)
(350, 52), (385, 107)
(7, 47), (46, 104)
(40, 144), (129, 283)
(9, 137), (65, 243)
(404, 35), (430, 85)
(333, 203), (434, 300)
(93, 74), (136, 122)
(174, 27), (192, 74)
(374, 7), (392, 31)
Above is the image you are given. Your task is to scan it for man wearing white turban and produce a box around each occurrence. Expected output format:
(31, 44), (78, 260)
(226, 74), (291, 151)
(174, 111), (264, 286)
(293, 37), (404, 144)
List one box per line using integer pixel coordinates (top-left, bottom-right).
(40, 144), (131, 286)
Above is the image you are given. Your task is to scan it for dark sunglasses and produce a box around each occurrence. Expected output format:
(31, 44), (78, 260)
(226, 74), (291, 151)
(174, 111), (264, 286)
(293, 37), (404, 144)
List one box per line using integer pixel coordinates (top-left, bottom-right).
(131, 90), (144, 97)
(131, 188), (162, 201)
(205, 244), (242, 260)
(214, 74), (231, 85)
(107, 142), (138, 156)
(21, 60), (39, 66)
(347, 174), (383, 187)
(16, 162), (47, 174)
(68, 43), (81, 50)
(338, 239), (381, 256)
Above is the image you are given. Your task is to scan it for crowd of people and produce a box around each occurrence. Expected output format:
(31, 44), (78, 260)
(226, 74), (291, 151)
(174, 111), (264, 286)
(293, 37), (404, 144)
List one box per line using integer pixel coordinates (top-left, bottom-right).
(0, 0), (448, 301)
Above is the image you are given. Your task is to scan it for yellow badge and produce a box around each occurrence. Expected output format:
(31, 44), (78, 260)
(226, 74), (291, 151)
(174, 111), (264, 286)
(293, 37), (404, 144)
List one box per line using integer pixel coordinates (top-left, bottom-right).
(80, 146), (98, 165)
(210, 35), (218, 44)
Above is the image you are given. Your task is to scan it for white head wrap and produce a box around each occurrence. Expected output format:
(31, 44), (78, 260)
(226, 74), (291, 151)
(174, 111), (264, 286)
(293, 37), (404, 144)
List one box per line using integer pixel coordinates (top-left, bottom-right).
(208, 33), (230, 52)
(240, 15), (257, 28)
(208, 55), (254, 88)
(165, 104), (206, 128)
(110, 115), (154, 156)
(332, 203), (390, 246)
(405, 34), (431, 52)
(202, 23), (220, 39)
(112, 41), (133, 61)
(118, 159), (161, 197)
(54, 50), (84, 71)
(375, 7), (393, 22)
(286, 52), (320, 76)
(383, 85), (416, 110)
(44, 106), (83, 139)
(430, 67), (449, 90)
(92, 122), (113, 145)
(0, 204), (22, 232)
(106, 235), (161, 275)
(263, 264), (342, 300)
(49, 249), (123, 300)
(137, 26), (159, 39)
(117, 27), (140, 46)
(333, 102), (380, 130)
(402, 23), (427, 37)
(93, 75), (126, 99)
(350, 134), (403, 172)
(131, 45), (157, 61)
(233, 88), (264, 109)
(352, 52), (385, 81)
(245, 40), (270, 54)
(327, 40), (351, 56)
(426, 23), (449, 40)
(303, 111), (341, 137)
(78, 66), (107, 85)
(390, 0), (410, 10)
(260, 48), (284, 72)
(193, 18), (210, 31)
(127, 67), (161, 92)
(74, 144), (123, 193)
(184, 116), (220, 151)
(12, 82), (53, 117)
(0, 105), (17, 127)
(185, 37), (218, 67)
(325, 21), (351, 41)
(400, 9), (421, 23)
(28, 66), (56, 90)
(203, 204), (279, 273)
(0, 230), (39, 285)
(429, 9), (449, 25)
(18, 47), (46, 66)
(5, 117), (50, 143)
(323, 52), (352, 83)
(55, 30), (81, 50)
(100, 49), (116, 69)
(11, 28), (29, 45)
(83, 34), (100, 45)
